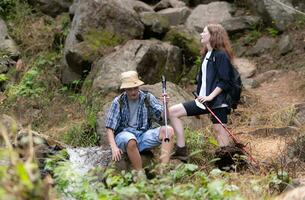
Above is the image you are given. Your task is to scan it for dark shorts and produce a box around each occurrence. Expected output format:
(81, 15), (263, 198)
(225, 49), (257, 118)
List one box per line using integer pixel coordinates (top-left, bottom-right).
(182, 100), (229, 124)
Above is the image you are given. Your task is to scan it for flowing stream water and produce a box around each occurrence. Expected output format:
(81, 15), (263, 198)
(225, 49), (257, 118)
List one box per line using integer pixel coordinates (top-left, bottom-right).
(66, 146), (112, 174)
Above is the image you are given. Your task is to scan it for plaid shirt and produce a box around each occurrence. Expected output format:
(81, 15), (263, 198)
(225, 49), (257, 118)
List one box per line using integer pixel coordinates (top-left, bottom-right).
(105, 90), (164, 135)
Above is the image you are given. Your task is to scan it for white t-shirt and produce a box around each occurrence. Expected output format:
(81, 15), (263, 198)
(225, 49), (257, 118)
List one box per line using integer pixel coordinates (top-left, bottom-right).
(199, 51), (212, 97)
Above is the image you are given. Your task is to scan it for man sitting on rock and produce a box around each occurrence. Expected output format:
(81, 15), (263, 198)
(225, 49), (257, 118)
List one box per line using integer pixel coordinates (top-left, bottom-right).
(105, 70), (174, 171)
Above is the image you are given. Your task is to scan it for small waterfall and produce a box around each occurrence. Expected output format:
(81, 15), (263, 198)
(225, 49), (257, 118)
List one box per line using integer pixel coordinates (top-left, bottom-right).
(67, 146), (112, 175)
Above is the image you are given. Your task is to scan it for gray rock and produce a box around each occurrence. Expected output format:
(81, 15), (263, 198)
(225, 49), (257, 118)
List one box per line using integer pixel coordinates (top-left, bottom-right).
(90, 39), (182, 94)
(157, 7), (191, 26)
(242, 78), (260, 89)
(28, 0), (72, 17)
(254, 70), (281, 84)
(246, 0), (296, 31)
(246, 36), (276, 56)
(0, 18), (19, 57)
(222, 15), (262, 34)
(278, 34), (293, 55)
(140, 12), (170, 36)
(186, 2), (233, 33)
(63, 0), (144, 83)
(234, 58), (257, 79)
(293, 103), (305, 127)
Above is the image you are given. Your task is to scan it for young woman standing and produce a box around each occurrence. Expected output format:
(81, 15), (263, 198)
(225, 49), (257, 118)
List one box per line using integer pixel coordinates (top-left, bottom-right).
(169, 24), (235, 161)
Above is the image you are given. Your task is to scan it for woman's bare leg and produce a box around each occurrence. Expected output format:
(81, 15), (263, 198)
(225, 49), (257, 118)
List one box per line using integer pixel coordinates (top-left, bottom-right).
(168, 103), (187, 147)
(212, 124), (232, 147)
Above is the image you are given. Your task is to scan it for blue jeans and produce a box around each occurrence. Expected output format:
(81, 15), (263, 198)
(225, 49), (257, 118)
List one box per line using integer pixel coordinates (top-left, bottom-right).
(115, 127), (161, 152)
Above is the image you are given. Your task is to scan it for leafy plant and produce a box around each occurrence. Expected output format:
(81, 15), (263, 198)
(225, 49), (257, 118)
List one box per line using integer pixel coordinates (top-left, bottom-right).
(0, 0), (15, 18)
(244, 29), (261, 44)
(0, 122), (55, 199)
(61, 122), (98, 147)
(0, 74), (8, 83)
(266, 27), (279, 37)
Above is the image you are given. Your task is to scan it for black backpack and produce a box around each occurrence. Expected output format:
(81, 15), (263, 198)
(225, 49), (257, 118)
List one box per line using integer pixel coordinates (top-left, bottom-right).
(225, 66), (242, 110)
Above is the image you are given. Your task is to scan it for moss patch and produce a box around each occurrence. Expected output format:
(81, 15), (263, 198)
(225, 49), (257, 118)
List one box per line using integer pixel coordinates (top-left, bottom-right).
(164, 28), (200, 68)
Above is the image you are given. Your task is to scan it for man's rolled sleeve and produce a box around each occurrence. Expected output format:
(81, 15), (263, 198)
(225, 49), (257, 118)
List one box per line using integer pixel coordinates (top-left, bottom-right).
(105, 98), (121, 131)
(148, 93), (164, 120)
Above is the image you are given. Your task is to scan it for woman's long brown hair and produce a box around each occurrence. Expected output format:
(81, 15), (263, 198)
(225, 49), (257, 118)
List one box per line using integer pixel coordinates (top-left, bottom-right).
(200, 24), (234, 60)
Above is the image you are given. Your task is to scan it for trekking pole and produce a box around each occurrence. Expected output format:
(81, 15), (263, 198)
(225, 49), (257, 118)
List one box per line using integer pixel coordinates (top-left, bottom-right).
(192, 92), (258, 166)
(162, 75), (170, 142)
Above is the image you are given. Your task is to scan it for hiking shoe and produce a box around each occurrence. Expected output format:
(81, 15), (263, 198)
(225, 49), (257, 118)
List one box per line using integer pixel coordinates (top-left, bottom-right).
(171, 146), (188, 162)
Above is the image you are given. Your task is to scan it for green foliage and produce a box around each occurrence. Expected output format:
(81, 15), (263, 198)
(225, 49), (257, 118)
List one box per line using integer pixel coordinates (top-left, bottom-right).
(84, 30), (123, 48)
(49, 159), (245, 200)
(8, 67), (45, 98)
(294, 14), (305, 29)
(266, 27), (279, 38)
(244, 29), (261, 44)
(184, 127), (217, 165)
(164, 28), (200, 67)
(0, 0), (15, 18)
(0, 123), (54, 199)
(61, 122), (99, 147)
(268, 171), (291, 193)
(0, 74), (8, 83)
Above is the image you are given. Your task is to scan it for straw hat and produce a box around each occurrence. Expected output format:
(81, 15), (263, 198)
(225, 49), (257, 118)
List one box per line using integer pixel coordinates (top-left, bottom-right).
(120, 71), (144, 89)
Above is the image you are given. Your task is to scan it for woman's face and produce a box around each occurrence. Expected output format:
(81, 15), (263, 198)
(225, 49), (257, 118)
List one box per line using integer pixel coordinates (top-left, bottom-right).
(200, 26), (210, 45)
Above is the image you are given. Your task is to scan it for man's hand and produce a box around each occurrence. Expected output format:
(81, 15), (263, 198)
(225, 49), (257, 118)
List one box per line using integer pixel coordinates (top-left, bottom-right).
(159, 93), (170, 103)
(111, 145), (123, 161)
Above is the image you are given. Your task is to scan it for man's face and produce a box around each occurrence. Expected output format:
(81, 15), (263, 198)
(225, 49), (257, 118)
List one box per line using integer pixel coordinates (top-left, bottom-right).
(126, 87), (140, 100)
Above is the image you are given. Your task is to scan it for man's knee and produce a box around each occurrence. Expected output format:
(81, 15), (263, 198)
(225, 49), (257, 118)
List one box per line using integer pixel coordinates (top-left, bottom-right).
(127, 139), (138, 150)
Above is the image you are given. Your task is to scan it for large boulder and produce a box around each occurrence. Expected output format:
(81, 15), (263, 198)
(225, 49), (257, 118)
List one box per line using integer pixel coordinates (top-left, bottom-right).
(246, 0), (296, 31)
(140, 12), (170, 38)
(222, 15), (262, 34)
(63, 0), (144, 84)
(163, 25), (201, 67)
(157, 7), (191, 26)
(28, 0), (72, 17)
(97, 82), (208, 147)
(89, 39), (182, 94)
(0, 18), (19, 58)
(186, 2), (233, 32)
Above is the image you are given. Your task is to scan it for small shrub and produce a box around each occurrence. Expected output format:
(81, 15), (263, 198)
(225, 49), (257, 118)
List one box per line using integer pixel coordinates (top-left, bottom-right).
(61, 122), (98, 147)
(0, 74), (8, 83)
(269, 105), (296, 127)
(266, 27), (279, 37)
(0, 0), (15, 18)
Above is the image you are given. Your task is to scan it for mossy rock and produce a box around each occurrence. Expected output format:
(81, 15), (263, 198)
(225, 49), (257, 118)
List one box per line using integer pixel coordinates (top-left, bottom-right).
(163, 27), (200, 68)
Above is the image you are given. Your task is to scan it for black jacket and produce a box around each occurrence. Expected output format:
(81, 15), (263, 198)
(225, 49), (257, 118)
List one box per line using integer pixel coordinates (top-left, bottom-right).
(196, 50), (233, 108)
